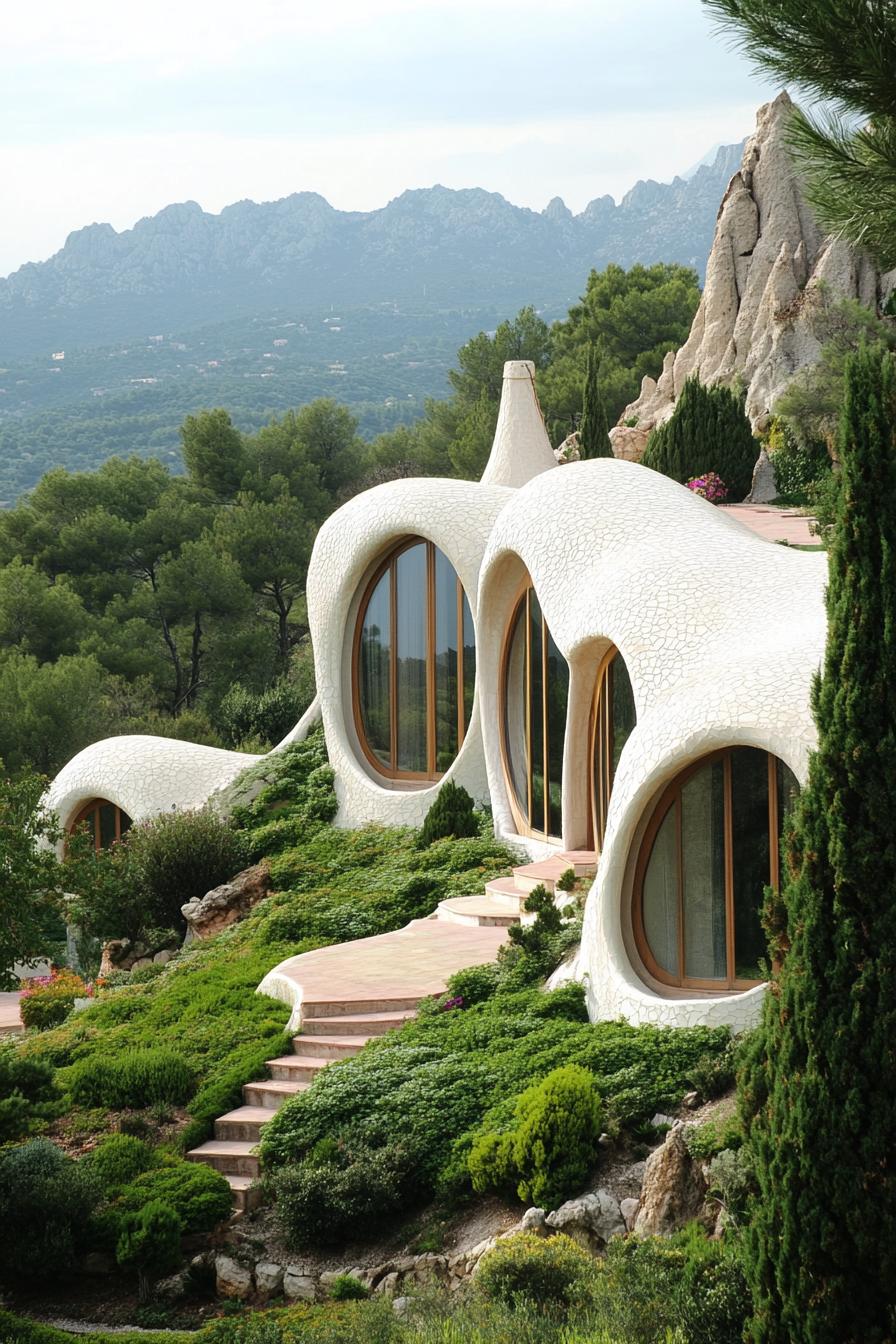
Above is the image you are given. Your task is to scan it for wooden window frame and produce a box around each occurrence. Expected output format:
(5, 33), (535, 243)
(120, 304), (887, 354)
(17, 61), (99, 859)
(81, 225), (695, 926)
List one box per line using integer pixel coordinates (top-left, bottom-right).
(69, 798), (130, 854)
(352, 537), (471, 783)
(632, 747), (789, 993)
(499, 582), (567, 841)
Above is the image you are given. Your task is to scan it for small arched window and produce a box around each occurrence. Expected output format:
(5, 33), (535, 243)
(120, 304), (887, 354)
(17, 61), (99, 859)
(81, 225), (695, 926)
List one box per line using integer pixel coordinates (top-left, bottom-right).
(633, 747), (799, 991)
(591, 649), (636, 851)
(70, 798), (132, 852)
(501, 585), (569, 838)
(353, 538), (475, 781)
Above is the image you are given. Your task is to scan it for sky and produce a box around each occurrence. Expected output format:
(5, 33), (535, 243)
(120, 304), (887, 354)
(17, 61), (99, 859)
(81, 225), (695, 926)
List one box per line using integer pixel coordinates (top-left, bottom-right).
(0, 0), (778, 278)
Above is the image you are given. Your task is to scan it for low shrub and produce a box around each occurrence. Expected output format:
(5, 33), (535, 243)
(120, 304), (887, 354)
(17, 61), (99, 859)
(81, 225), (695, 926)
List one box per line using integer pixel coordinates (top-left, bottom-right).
(419, 780), (479, 846)
(329, 1273), (370, 1301)
(271, 1141), (423, 1247)
(0, 1310), (193, 1344)
(0, 1139), (99, 1283)
(86, 1134), (158, 1189)
(0, 1047), (58, 1140)
(685, 1111), (743, 1160)
(67, 1048), (195, 1108)
(445, 962), (500, 1006)
(127, 808), (249, 934)
(592, 1225), (749, 1344)
(687, 1036), (737, 1101)
(470, 1064), (602, 1209)
(19, 970), (91, 1031)
(116, 1199), (184, 1303)
(114, 1160), (233, 1234)
(475, 1232), (596, 1315)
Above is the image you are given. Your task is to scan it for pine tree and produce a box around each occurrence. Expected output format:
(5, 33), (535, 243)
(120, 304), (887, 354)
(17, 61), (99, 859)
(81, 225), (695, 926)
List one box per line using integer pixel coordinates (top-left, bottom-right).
(579, 343), (612, 459)
(642, 375), (757, 499)
(741, 343), (896, 1344)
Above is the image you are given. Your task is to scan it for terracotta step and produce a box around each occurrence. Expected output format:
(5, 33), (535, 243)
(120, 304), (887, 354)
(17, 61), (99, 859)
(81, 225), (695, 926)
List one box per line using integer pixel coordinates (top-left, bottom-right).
(266, 1054), (331, 1082)
(557, 849), (598, 874)
(292, 1034), (371, 1059)
(435, 896), (521, 928)
(243, 1078), (309, 1110)
(301, 996), (424, 1019)
(227, 1174), (262, 1214)
(483, 877), (524, 910)
(215, 1105), (272, 1142)
(186, 1140), (259, 1178)
(301, 1010), (417, 1037)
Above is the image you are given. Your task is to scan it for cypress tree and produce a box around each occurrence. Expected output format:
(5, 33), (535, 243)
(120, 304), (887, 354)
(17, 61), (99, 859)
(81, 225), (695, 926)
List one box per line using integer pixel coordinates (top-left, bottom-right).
(579, 343), (612, 459)
(642, 375), (757, 499)
(741, 343), (896, 1344)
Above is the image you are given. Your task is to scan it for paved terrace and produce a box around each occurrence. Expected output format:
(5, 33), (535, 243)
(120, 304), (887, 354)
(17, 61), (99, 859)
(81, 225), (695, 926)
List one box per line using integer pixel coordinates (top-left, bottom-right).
(722, 504), (819, 547)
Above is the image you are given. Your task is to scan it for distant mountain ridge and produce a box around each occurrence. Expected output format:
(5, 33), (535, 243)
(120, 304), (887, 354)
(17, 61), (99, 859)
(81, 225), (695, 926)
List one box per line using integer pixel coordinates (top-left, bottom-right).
(0, 144), (743, 361)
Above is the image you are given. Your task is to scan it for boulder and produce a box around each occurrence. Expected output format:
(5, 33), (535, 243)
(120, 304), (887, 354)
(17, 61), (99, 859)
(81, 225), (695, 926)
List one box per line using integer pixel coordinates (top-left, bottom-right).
(608, 423), (650, 463)
(620, 1197), (640, 1232)
(255, 1261), (285, 1297)
(393, 1296), (412, 1318)
(519, 1206), (548, 1235)
(181, 862), (272, 940)
(374, 1271), (400, 1296)
(545, 1190), (626, 1251)
(215, 1254), (253, 1299)
(283, 1266), (317, 1301)
(747, 446), (778, 503)
(634, 1122), (708, 1237)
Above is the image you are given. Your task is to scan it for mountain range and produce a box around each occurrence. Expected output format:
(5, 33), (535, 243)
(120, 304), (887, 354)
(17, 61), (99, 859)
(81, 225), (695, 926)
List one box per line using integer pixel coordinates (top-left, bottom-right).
(0, 142), (743, 501)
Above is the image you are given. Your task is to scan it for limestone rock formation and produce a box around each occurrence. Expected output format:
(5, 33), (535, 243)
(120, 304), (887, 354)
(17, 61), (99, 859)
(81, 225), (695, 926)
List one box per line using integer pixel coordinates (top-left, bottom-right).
(612, 91), (891, 451)
(181, 862), (272, 940)
(545, 1190), (626, 1251)
(633, 1122), (708, 1237)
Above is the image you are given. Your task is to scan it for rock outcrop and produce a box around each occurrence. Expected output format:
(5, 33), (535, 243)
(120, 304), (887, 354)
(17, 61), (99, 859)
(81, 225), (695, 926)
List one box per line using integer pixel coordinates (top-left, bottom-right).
(633, 1122), (708, 1237)
(611, 91), (892, 455)
(181, 862), (272, 941)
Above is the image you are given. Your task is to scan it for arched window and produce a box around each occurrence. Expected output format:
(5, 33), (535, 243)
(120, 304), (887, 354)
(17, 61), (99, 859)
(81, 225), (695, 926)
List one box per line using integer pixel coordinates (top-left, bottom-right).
(591, 649), (636, 850)
(353, 538), (475, 780)
(633, 748), (799, 991)
(501, 585), (569, 838)
(70, 798), (132, 852)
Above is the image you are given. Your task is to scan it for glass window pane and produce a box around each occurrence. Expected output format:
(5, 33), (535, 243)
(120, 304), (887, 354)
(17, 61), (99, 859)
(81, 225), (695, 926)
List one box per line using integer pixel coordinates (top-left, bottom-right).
(682, 761), (727, 981)
(359, 569), (392, 767)
(611, 654), (636, 778)
(119, 810), (132, 840)
(546, 626), (568, 838)
(433, 548), (459, 772)
(731, 748), (771, 981)
(643, 806), (679, 977)
(504, 600), (528, 819)
(462, 593), (475, 734)
(528, 595), (545, 832)
(99, 803), (118, 849)
(395, 543), (428, 773)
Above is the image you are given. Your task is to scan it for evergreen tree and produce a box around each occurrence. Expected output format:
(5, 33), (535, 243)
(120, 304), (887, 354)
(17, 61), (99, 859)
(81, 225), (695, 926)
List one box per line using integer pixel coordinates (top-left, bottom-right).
(741, 343), (896, 1344)
(579, 344), (612, 459)
(703, 0), (896, 270)
(642, 376), (757, 500)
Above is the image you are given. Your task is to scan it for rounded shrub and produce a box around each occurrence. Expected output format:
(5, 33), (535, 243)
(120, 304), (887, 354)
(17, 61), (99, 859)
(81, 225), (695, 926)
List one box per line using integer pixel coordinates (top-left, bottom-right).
(329, 1273), (370, 1301)
(470, 1064), (602, 1210)
(0, 1139), (99, 1282)
(125, 807), (248, 932)
(475, 1232), (596, 1314)
(19, 971), (89, 1031)
(67, 1048), (195, 1108)
(116, 1199), (184, 1304)
(271, 1142), (421, 1247)
(115, 1160), (233, 1234)
(419, 780), (479, 847)
(446, 962), (500, 1006)
(87, 1134), (157, 1190)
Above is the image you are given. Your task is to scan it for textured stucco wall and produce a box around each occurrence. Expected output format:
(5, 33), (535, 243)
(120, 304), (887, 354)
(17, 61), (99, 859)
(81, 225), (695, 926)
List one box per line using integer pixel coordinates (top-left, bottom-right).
(477, 458), (827, 1029)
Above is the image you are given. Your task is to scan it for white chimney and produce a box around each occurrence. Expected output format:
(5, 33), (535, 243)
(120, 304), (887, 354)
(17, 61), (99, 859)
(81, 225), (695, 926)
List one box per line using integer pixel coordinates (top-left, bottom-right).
(480, 360), (557, 489)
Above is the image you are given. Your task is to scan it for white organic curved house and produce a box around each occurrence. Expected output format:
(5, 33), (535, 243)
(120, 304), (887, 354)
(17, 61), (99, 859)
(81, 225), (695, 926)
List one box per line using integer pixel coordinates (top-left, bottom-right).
(47, 361), (828, 1031)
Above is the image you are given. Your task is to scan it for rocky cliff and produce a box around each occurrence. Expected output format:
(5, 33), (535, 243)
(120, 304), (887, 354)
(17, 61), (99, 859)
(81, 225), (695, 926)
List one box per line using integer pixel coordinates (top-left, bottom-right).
(611, 92), (894, 458)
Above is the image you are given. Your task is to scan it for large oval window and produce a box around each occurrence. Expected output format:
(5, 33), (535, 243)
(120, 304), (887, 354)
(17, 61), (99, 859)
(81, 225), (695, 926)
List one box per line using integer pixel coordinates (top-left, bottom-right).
(591, 649), (636, 851)
(354, 539), (475, 781)
(501, 585), (569, 838)
(634, 748), (799, 990)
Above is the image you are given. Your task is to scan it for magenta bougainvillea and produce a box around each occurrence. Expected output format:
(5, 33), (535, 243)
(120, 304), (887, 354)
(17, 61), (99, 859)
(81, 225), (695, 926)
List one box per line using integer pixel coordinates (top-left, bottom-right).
(685, 472), (728, 503)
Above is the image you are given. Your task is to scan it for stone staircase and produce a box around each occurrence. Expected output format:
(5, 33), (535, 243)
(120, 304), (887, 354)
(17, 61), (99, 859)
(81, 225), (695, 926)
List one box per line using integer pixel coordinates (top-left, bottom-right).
(186, 849), (596, 1210)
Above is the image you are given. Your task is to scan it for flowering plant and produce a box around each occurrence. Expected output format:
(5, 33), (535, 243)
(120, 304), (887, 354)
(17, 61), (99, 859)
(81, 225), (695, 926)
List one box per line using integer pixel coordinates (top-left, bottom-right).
(685, 472), (728, 503)
(19, 968), (93, 1030)
(440, 995), (466, 1013)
